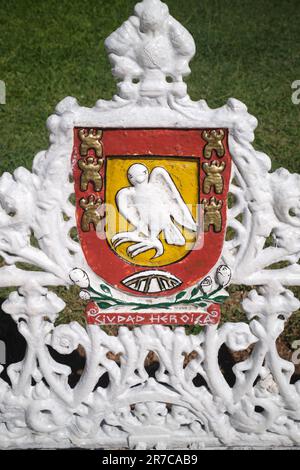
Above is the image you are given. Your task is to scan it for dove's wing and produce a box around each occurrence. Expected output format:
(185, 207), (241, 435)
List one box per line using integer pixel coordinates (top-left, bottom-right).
(116, 187), (148, 233)
(150, 167), (197, 232)
(116, 188), (139, 227)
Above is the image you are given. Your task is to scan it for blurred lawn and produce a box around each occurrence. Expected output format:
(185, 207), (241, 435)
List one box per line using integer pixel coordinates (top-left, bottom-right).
(0, 0), (299, 344)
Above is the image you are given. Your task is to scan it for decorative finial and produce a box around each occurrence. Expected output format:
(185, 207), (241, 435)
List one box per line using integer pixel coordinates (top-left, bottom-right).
(105, 0), (196, 103)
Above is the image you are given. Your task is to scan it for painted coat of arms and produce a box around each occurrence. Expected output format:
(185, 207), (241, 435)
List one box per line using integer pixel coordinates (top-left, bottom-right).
(71, 128), (232, 325)
(67, 0), (233, 326)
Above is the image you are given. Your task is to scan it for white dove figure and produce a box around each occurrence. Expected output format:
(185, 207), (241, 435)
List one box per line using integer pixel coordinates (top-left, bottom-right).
(112, 164), (198, 259)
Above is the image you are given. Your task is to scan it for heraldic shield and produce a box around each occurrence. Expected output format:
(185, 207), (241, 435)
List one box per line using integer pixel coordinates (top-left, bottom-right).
(72, 128), (232, 325)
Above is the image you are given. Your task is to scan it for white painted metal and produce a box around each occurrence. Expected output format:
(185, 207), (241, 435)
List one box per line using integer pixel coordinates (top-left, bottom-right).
(0, 0), (299, 449)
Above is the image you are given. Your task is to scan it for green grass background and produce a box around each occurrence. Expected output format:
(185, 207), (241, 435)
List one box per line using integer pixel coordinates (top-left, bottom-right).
(0, 0), (299, 345)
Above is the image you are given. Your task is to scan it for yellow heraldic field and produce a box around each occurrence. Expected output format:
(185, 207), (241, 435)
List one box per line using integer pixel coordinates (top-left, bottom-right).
(105, 157), (199, 267)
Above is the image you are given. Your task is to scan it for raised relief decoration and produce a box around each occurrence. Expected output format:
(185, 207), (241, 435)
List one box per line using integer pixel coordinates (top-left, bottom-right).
(79, 129), (103, 157)
(203, 161), (225, 194)
(79, 195), (103, 232)
(78, 156), (103, 192)
(104, 0), (196, 102)
(202, 197), (223, 233)
(202, 129), (225, 159)
(122, 269), (182, 293)
(112, 164), (197, 259)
